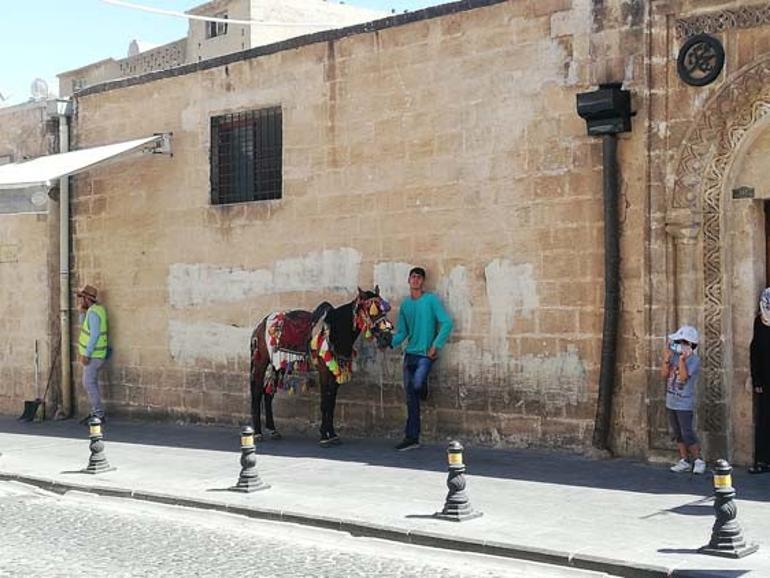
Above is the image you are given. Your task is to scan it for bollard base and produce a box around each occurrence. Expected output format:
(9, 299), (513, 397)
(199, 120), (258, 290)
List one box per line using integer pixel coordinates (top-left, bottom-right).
(434, 500), (483, 522)
(81, 464), (117, 475)
(699, 543), (759, 559)
(230, 483), (270, 493)
(230, 475), (270, 493)
(434, 510), (483, 522)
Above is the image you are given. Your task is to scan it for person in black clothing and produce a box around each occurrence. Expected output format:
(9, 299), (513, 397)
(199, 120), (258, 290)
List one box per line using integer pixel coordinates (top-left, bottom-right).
(749, 287), (770, 474)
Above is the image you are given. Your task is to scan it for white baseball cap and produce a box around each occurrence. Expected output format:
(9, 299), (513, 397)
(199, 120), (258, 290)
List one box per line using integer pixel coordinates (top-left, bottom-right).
(668, 325), (699, 345)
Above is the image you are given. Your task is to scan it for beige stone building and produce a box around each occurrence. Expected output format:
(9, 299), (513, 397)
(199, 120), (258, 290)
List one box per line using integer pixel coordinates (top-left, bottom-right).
(58, 0), (386, 97)
(0, 101), (61, 414)
(3, 0), (770, 465)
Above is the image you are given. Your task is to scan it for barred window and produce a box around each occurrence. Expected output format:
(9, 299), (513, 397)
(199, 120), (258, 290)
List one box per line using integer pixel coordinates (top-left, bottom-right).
(210, 107), (282, 205)
(206, 13), (228, 38)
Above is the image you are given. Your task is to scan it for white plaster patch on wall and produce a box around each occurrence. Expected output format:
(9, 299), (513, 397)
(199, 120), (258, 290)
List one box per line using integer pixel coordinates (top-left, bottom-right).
(441, 340), (586, 407)
(373, 261), (414, 301)
(515, 345), (588, 406)
(168, 320), (252, 365)
(168, 264), (272, 309)
(168, 247), (362, 308)
(484, 259), (538, 344)
(437, 266), (472, 334)
(444, 339), (484, 386)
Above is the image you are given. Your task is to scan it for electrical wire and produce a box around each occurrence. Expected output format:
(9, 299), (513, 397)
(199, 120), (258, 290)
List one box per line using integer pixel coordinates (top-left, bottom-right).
(99, 0), (349, 28)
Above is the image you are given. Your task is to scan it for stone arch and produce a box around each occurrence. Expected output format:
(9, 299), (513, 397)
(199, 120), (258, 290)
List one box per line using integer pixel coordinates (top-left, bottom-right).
(671, 55), (770, 453)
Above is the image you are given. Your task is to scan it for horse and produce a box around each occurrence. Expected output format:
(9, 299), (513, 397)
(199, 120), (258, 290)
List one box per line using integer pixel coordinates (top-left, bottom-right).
(249, 287), (394, 446)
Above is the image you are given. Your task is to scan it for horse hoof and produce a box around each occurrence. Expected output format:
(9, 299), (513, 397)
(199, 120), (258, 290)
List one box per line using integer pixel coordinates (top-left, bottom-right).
(269, 430), (282, 441)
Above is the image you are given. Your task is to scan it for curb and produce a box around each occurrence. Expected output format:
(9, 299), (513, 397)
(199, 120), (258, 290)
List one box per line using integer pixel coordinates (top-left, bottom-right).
(1, 471), (673, 578)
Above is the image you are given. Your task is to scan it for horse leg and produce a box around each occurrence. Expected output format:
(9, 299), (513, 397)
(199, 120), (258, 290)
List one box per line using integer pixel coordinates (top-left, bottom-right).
(319, 373), (332, 446)
(264, 391), (282, 440)
(250, 325), (269, 442)
(328, 382), (342, 445)
(250, 369), (264, 441)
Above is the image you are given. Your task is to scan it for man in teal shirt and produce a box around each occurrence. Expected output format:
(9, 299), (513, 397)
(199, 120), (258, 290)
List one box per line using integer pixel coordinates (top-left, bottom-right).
(390, 267), (453, 451)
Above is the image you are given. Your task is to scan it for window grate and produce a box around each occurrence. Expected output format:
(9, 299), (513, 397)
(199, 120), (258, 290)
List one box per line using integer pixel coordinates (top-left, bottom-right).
(206, 13), (228, 38)
(210, 107), (282, 205)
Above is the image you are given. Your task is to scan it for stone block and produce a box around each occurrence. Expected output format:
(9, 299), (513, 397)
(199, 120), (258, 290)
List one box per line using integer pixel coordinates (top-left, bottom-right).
(533, 0), (573, 18)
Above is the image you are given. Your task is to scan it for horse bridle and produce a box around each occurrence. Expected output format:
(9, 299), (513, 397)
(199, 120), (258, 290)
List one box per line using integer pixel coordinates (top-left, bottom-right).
(354, 296), (392, 334)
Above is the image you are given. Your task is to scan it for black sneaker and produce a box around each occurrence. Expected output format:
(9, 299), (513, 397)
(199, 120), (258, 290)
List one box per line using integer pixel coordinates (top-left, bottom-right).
(81, 414), (106, 426)
(395, 438), (420, 451)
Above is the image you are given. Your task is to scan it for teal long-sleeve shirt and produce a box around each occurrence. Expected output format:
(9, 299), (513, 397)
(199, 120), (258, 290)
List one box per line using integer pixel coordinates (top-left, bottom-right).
(390, 292), (453, 356)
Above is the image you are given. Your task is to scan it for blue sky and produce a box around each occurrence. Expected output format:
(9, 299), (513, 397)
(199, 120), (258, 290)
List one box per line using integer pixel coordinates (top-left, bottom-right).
(0, 0), (440, 107)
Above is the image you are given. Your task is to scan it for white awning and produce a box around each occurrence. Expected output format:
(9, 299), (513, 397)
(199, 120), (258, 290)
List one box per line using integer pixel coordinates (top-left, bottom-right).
(0, 135), (161, 190)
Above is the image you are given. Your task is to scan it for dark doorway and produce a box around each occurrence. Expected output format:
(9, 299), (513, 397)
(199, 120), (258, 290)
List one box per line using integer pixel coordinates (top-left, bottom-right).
(766, 201), (770, 285)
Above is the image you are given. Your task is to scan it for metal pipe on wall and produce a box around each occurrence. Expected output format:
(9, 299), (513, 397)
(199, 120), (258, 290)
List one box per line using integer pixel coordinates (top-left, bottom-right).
(54, 100), (72, 418)
(592, 134), (620, 450)
(575, 82), (633, 452)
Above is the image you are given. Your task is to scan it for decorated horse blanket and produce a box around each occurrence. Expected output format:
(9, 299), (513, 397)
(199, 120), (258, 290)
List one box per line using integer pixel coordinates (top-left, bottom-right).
(262, 309), (354, 394)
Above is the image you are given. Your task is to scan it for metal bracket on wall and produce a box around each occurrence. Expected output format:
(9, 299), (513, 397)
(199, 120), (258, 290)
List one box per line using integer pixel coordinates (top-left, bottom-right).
(145, 132), (173, 157)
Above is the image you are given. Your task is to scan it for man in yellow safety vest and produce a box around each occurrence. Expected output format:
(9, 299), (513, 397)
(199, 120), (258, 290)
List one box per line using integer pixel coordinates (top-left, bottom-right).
(77, 284), (109, 423)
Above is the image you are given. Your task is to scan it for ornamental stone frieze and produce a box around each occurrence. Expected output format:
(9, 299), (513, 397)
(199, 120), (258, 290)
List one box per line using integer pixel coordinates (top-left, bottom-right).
(673, 57), (770, 209)
(675, 3), (770, 39)
(665, 209), (701, 242)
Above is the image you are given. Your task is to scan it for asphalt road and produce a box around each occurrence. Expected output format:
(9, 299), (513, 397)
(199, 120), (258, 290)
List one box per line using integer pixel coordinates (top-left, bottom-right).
(0, 481), (613, 577)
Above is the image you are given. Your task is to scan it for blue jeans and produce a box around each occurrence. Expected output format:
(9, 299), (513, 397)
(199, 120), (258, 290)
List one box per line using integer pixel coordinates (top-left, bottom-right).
(403, 354), (432, 441)
(83, 357), (106, 417)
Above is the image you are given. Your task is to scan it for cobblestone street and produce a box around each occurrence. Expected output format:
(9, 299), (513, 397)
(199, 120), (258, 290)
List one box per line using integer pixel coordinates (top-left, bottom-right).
(0, 481), (609, 577)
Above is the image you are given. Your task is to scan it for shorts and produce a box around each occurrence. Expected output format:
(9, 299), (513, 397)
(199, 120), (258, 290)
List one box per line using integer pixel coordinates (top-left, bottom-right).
(667, 409), (698, 446)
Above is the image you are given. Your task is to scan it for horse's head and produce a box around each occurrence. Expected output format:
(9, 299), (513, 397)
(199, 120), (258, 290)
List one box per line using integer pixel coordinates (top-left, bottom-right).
(355, 286), (394, 347)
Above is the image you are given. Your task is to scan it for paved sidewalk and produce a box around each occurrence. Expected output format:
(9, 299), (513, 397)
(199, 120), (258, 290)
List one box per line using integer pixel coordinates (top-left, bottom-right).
(1, 416), (768, 577)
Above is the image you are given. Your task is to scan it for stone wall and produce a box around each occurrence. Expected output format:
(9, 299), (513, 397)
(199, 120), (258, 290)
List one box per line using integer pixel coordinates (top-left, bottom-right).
(59, 60), (121, 98)
(118, 39), (187, 77)
(0, 102), (58, 415)
(68, 0), (652, 452)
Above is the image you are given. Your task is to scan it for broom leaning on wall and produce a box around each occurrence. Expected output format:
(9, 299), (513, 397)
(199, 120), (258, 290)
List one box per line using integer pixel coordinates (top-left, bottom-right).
(19, 340), (60, 422)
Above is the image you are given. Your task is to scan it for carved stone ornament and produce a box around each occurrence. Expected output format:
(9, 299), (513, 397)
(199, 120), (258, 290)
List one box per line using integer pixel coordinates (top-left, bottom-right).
(675, 4), (770, 38)
(677, 34), (725, 87)
(671, 56), (770, 434)
(665, 209), (702, 242)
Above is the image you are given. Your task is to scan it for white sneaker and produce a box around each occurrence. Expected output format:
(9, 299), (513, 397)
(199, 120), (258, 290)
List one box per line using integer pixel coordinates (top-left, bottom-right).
(693, 458), (706, 475)
(670, 458), (691, 473)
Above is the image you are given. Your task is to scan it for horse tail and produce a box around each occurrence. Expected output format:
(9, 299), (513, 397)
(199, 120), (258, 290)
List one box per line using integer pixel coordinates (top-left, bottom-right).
(250, 315), (271, 379)
(249, 322), (261, 384)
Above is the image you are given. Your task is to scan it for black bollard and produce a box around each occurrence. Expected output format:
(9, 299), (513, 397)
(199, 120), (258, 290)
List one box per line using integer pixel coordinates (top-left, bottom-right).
(699, 459), (758, 558)
(434, 441), (482, 522)
(230, 426), (270, 492)
(82, 417), (116, 474)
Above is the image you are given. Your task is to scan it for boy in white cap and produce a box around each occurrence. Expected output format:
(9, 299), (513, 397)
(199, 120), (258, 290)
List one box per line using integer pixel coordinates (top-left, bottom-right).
(661, 325), (705, 474)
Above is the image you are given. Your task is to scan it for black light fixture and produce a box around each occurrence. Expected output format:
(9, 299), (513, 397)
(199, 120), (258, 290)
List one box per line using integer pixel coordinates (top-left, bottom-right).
(576, 82), (633, 136)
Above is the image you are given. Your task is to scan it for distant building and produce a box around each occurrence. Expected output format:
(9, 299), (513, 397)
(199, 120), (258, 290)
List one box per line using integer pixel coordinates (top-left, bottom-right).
(58, 0), (386, 97)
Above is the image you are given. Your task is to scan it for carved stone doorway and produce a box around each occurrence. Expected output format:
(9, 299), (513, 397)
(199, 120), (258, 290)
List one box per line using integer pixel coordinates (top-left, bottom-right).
(665, 55), (770, 463)
(766, 202), (770, 286)
(724, 120), (770, 464)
